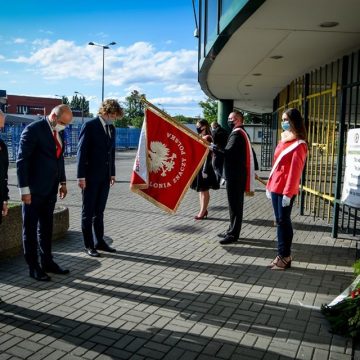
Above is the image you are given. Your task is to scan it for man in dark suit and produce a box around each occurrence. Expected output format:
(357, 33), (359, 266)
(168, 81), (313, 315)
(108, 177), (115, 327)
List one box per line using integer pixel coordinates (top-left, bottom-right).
(16, 104), (73, 280)
(210, 121), (228, 184)
(217, 110), (255, 245)
(77, 99), (124, 257)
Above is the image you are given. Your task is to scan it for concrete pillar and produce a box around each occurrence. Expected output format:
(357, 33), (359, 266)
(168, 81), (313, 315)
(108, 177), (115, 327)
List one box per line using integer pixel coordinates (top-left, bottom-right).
(217, 99), (233, 130)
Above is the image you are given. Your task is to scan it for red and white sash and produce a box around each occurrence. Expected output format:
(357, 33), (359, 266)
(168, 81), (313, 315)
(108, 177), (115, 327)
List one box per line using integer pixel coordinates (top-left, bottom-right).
(268, 140), (307, 181)
(233, 127), (255, 193)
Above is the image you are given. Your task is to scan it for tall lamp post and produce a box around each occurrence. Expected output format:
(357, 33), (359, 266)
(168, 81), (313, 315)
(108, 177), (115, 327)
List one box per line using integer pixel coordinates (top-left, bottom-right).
(54, 94), (66, 104)
(74, 91), (85, 124)
(88, 41), (116, 102)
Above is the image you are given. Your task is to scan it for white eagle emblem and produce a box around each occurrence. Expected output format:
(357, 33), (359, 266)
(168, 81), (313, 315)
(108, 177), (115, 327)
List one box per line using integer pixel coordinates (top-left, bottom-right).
(148, 141), (177, 177)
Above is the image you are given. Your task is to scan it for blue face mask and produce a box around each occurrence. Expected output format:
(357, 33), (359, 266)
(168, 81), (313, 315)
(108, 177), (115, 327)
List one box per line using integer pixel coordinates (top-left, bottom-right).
(281, 121), (290, 131)
(104, 119), (113, 125)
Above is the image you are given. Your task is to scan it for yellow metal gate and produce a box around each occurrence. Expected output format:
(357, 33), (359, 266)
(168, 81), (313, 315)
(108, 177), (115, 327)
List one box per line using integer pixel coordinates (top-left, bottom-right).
(272, 51), (360, 237)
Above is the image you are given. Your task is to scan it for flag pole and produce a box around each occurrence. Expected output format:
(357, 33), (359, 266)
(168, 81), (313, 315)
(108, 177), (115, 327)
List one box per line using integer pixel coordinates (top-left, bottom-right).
(255, 174), (267, 186)
(140, 97), (210, 146)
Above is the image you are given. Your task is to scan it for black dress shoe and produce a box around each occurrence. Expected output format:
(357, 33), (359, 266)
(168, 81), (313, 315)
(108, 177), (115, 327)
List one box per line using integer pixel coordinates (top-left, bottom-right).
(219, 235), (237, 245)
(217, 232), (228, 238)
(85, 248), (100, 257)
(29, 267), (51, 281)
(95, 243), (116, 253)
(42, 262), (70, 275)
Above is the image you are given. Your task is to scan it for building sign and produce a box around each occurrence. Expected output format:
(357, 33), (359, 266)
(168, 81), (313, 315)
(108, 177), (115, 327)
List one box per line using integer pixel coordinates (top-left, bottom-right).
(341, 128), (360, 208)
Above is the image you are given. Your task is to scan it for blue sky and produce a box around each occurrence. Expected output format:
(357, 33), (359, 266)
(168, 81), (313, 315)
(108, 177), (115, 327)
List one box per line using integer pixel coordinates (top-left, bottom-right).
(0, 1), (205, 117)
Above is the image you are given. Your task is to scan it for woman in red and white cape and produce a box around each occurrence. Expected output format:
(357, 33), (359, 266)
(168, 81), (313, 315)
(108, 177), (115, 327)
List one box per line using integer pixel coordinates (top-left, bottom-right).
(266, 108), (307, 270)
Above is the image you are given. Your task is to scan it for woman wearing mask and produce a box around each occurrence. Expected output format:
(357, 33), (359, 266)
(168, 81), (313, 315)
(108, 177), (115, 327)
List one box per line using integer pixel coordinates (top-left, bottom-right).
(266, 108), (307, 270)
(190, 119), (219, 220)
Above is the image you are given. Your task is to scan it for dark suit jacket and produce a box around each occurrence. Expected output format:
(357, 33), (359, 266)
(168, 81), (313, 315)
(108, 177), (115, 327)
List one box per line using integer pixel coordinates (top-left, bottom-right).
(16, 119), (66, 197)
(77, 117), (115, 182)
(224, 126), (248, 189)
(212, 126), (228, 150)
(0, 139), (9, 204)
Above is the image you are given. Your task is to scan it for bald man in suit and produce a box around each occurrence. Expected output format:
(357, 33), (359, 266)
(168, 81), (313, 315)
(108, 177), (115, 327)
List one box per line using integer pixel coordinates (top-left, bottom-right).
(17, 104), (73, 281)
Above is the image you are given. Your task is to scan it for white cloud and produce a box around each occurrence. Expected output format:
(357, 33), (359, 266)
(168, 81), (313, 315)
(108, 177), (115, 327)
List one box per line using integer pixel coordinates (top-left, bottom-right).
(150, 95), (204, 106)
(165, 83), (200, 94)
(7, 39), (204, 115)
(32, 39), (51, 47)
(14, 38), (26, 44)
(9, 39), (198, 84)
(39, 29), (53, 35)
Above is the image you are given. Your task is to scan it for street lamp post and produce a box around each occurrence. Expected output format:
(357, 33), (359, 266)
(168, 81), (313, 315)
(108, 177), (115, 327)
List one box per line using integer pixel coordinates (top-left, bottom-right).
(74, 91), (85, 124)
(88, 41), (116, 102)
(54, 94), (66, 104)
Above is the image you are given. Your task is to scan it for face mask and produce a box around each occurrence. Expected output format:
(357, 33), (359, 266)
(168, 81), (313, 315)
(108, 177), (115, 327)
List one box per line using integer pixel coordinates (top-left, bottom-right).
(196, 127), (203, 134)
(54, 124), (66, 132)
(281, 121), (290, 131)
(104, 119), (113, 125)
(227, 121), (235, 130)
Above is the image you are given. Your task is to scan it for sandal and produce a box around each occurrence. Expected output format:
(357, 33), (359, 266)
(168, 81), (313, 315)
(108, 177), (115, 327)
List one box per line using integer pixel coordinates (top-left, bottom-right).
(267, 255), (281, 268)
(271, 256), (292, 270)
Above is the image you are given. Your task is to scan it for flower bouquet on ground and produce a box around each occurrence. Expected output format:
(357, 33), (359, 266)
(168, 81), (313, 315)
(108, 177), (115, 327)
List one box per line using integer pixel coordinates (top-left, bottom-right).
(321, 261), (360, 339)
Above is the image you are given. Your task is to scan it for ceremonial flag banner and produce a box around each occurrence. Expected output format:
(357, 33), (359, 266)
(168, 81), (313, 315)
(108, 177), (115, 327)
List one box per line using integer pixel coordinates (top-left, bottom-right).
(130, 104), (209, 213)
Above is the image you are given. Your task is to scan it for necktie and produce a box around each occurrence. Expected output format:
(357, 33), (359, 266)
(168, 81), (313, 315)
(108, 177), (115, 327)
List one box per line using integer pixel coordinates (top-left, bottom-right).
(53, 130), (62, 159)
(105, 125), (111, 138)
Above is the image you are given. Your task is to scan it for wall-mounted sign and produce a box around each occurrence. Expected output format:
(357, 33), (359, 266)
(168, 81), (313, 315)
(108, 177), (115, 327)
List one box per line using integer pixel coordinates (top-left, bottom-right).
(341, 128), (360, 208)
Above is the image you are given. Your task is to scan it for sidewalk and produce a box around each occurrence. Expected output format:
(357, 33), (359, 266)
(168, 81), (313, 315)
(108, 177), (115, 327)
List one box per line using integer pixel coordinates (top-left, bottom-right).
(0, 151), (358, 360)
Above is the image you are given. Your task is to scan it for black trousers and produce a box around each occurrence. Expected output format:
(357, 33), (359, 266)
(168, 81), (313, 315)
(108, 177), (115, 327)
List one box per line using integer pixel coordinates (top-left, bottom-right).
(81, 179), (110, 249)
(226, 180), (245, 240)
(22, 193), (57, 267)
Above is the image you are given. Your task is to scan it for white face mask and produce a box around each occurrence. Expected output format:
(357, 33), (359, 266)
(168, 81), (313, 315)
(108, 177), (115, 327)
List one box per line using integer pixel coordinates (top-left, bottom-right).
(54, 124), (66, 132)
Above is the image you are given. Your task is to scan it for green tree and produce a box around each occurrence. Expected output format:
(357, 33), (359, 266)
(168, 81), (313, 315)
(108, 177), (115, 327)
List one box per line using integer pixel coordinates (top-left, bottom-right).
(199, 97), (217, 122)
(125, 90), (145, 119)
(71, 95), (90, 117)
(173, 115), (189, 124)
(62, 96), (70, 105)
(114, 114), (130, 128)
(243, 112), (262, 124)
(130, 115), (144, 128)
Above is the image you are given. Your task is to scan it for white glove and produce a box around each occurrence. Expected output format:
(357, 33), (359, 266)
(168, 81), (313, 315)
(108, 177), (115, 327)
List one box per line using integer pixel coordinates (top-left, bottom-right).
(282, 195), (291, 207)
(209, 143), (217, 151)
(202, 172), (208, 179)
(266, 189), (271, 199)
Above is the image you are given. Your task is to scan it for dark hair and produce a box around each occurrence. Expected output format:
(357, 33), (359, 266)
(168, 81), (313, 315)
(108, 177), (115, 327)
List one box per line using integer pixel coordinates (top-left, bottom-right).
(196, 119), (211, 136)
(283, 108), (307, 141)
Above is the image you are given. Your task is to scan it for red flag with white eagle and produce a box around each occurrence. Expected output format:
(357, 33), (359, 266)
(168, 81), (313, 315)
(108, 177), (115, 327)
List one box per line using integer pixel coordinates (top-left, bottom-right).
(130, 102), (209, 213)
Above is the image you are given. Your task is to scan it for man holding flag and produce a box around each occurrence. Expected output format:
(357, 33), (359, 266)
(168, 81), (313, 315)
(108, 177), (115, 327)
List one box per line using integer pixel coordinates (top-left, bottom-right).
(216, 110), (255, 245)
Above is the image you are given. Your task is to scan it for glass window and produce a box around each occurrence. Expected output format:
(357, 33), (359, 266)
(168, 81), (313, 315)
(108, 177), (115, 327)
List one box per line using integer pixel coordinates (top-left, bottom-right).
(205, 0), (218, 53)
(220, 0), (250, 31)
(200, 0), (205, 60)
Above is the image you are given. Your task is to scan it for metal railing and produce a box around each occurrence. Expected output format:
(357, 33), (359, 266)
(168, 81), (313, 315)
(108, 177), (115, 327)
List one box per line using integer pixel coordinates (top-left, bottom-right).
(272, 48), (360, 239)
(0, 124), (141, 161)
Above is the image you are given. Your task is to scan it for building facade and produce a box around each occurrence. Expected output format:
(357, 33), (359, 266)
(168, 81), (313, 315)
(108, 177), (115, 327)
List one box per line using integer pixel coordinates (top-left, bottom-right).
(3, 94), (62, 116)
(195, 0), (360, 236)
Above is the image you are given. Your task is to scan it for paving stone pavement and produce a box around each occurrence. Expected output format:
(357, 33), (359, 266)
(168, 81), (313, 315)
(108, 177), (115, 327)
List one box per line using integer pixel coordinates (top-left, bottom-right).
(0, 150), (359, 360)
